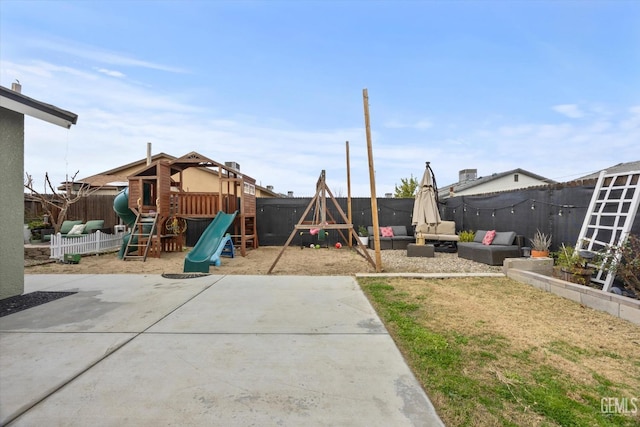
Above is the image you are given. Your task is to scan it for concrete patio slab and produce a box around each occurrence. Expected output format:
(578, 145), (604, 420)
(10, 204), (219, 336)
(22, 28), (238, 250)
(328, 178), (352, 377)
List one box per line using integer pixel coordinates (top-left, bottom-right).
(148, 275), (386, 334)
(3, 274), (221, 332)
(0, 274), (443, 426)
(9, 334), (438, 426)
(0, 332), (135, 426)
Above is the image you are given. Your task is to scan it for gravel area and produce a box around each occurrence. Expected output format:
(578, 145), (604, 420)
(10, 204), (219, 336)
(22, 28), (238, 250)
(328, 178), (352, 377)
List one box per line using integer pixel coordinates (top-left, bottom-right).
(374, 250), (503, 274)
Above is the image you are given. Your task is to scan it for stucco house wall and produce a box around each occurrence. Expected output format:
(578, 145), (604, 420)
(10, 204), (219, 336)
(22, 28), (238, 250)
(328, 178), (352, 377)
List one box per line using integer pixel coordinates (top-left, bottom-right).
(1, 84), (77, 300)
(0, 108), (25, 299)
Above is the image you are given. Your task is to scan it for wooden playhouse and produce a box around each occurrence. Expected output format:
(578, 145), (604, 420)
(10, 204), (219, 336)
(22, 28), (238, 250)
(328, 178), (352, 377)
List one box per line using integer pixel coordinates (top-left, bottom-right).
(124, 152), (258, 259)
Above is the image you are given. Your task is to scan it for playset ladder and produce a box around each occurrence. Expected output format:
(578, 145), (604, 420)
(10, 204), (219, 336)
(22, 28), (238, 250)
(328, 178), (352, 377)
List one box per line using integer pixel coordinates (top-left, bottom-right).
(123, 213), (158, 261)
(575, 169), (640, 291)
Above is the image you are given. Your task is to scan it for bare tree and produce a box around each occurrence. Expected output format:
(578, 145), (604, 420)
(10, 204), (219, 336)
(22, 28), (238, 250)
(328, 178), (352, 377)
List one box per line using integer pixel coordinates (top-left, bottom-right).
(24, 171), (103, 233)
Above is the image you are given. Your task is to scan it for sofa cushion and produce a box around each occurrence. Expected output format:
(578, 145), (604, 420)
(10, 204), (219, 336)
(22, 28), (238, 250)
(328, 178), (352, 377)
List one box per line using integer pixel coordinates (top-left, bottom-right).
(492, 231), (517, 246)
(474, 230), (488, 243)
(391, 226), (408, 236)
(437, 221), (456, 235)
(84, 220), (105, 234)
(67, 224), (86, 235)
(482, 230), (496, 245)
(60, 220), (83, 234)
(380, 227), (394, 237)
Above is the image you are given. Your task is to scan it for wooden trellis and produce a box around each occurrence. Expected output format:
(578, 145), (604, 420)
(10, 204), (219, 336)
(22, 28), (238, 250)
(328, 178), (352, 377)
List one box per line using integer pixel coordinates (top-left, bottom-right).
(267, 170), (376, 274)
(575, 169), (640, 291)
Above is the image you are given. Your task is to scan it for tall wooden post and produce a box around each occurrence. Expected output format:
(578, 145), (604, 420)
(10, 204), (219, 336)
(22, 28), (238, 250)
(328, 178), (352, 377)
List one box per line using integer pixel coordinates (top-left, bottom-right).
(346, 141), (352, 247)
(362, 89), (382, 272)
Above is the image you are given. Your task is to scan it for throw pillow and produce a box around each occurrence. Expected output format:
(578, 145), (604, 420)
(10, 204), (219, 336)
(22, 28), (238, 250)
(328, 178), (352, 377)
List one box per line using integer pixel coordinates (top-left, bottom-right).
(482, 230), (496, 245)
(474, 230), (488, 243)
(380, 227), (394, 238)
(67, 224), (86, 235)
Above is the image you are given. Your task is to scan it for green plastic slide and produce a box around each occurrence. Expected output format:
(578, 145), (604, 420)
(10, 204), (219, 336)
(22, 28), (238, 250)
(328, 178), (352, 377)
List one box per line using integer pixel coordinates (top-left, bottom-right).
(113, 188), (138, 259)
(184, 211), (238, 273)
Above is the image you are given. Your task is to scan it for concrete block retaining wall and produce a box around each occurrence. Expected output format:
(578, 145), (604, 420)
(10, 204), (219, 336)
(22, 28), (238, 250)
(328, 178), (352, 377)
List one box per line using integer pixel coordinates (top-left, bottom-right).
(24, 245), (50, 261)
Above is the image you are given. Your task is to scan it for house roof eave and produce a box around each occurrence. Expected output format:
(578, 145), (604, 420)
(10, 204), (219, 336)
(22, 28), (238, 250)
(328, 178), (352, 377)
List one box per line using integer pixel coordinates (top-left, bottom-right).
(0, 86), (78, 128)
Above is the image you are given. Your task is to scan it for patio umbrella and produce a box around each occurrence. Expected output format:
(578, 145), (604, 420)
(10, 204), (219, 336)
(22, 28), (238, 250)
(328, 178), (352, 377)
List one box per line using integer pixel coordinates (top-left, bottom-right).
(412, 162), (441, 234)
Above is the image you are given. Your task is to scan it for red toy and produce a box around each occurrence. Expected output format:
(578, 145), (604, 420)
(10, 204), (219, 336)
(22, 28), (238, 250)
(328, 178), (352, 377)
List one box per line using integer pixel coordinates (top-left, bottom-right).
(335, 242), (342, 249)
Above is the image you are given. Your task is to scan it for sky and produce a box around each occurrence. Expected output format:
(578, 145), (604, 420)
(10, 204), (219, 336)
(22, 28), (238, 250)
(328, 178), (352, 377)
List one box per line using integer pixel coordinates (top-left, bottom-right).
(1, 0), (639, 197)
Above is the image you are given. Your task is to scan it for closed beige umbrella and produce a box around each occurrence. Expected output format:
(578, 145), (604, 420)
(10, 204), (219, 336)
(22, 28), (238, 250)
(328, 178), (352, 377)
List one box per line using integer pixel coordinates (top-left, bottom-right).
(412, 162), (441, 241)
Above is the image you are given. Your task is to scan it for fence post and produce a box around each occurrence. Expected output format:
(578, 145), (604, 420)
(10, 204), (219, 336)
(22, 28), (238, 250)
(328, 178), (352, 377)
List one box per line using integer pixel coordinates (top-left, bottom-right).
(50, 232), (62, 259)
(95, 230), (101, 253)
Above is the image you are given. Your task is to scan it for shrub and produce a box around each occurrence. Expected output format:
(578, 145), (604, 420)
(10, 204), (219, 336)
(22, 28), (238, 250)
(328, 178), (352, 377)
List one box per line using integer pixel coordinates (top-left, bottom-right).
(458, 230), (475, 242)
(614, 235), (640, 293)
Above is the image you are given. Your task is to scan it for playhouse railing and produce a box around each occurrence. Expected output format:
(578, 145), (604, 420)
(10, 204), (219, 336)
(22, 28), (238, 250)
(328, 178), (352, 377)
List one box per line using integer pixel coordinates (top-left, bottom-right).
(49, 230), (126, 260)
(170, 193), (220, 217)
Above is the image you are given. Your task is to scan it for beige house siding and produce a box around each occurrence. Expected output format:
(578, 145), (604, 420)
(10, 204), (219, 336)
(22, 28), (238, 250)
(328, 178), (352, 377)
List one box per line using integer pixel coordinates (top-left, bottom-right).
(176, 167), (221, 192)
(454, 173), (547, 197)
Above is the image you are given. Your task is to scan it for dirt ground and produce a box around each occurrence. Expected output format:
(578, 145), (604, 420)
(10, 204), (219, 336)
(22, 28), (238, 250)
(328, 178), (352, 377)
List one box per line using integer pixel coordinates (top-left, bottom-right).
(25, 246), (380, 276)
(26, 243), (506, 276)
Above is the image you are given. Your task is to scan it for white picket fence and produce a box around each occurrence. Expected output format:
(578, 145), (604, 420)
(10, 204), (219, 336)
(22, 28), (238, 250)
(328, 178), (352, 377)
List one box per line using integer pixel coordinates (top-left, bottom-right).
(49, 231), (125, 260)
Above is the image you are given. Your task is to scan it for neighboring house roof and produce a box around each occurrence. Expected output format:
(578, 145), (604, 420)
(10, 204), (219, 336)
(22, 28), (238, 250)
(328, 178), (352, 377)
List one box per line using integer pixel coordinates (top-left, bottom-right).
(99, 152), (177, 176)
(64, 153), (177, 191)
(438, 168), (555, 199)
(76, 151), (280, 196)
(577, 160), (640, 180)
(1, 85), (78, 128)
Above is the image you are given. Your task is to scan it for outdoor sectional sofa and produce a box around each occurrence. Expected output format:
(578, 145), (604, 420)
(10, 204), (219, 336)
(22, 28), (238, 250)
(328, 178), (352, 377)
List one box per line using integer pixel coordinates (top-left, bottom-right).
(43, 219), (106, 241)
(415, 220), (459, 242)
(457, 230), (523, 266)
(367, 225), (415, 250)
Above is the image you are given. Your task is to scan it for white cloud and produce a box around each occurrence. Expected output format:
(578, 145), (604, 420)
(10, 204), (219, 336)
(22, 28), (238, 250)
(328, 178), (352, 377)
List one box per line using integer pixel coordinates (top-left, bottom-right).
(7, 55), (638, 198)
(29, 38), (187, 73)
(97, 68), (126, 78)
(552, 104), (584, 119)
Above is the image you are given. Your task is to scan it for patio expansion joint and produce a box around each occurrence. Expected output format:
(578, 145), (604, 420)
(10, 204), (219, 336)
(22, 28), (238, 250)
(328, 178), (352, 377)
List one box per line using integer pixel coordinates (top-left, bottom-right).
(143, 331), (389, 336)
(2, 279), (221, 426)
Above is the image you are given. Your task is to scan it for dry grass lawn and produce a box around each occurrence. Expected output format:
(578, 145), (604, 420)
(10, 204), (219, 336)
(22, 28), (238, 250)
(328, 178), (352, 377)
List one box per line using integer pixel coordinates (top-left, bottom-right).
(359, 276), (640, 426)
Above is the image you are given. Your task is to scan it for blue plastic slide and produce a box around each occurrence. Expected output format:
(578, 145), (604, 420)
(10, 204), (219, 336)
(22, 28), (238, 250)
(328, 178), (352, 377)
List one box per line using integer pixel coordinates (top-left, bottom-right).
(184, 211), (238, 273)
(209, 234), (235, 267)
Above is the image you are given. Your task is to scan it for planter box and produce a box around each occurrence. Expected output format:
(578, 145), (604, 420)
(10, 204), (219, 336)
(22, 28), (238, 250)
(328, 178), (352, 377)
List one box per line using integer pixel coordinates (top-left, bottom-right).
(552, 266), (594, 286)
(63, 253), (81, 264)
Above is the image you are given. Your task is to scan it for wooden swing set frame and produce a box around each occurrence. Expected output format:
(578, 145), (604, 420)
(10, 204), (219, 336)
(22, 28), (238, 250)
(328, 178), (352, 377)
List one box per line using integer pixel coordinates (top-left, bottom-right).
(267, 170), (376, 274)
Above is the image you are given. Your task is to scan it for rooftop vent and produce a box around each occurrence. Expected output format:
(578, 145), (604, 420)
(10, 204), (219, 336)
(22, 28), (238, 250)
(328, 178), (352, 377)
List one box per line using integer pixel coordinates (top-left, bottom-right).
(266, 185), (274, 191)
(287, 191), (294, 197)
(459, 168), (477, 182)
(225, 161), (240, 171)
(11, 81), (22, 93)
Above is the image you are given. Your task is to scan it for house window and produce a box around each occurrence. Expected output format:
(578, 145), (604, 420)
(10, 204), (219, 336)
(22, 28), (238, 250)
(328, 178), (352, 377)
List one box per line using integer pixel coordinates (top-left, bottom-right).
(244, 183), (255, 195)
(514, 174), (519, 182)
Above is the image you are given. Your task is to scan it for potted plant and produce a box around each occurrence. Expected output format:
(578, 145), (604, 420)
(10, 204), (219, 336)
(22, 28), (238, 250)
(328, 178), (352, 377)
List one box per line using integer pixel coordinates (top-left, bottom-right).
(458, 230), (475, 242)
(28, 219), (46, 243)
(552, 243), (594, 285)
(357, 225), (369, 246)
(530, 229), (551, 258)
